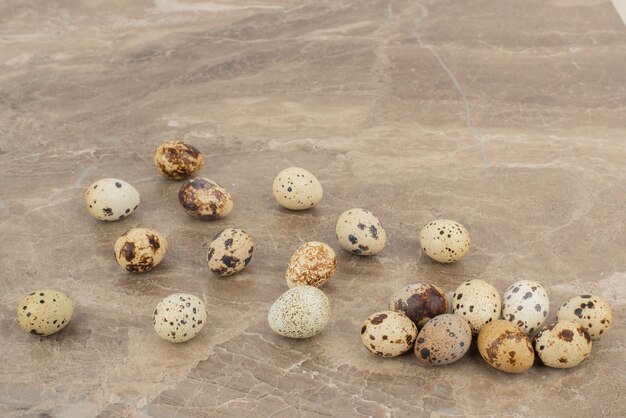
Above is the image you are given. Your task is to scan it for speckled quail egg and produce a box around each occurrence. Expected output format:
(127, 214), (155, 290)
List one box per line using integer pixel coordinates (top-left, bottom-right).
(85, 178), (140, 221)
(207, 228), (254, 276)
(414, 314), (472, 366)
(268, 286), (331, 338)
(452, 279), (502, 335)
(360, 311), (417, 357)
(502, 280), (549, 334)
(336, 208), (387, 255)
(533, 320), (592, 369)
(154, 140), (204, 179)
(178, 177), (233, 220)
(153, 293), (207, 343)
(477, 320), (535, 373)
(114, 228), (168, 273)
(286, 242), (336, 288)
(419, 219), (470, 263)
(272, 167), (323, 210)
(389, 283), (448, 328)
(557, 294), (612, 340)
(16, 290), (74, 336)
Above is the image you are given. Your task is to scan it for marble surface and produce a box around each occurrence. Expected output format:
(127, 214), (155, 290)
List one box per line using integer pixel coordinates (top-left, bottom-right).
(1, 0), (625, 417)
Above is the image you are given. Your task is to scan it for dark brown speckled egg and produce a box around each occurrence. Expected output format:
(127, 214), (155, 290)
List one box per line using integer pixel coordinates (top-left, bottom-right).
(178, 177), (233, 220)
(389, 283), (448, 328)
(154, 140), (204, 179)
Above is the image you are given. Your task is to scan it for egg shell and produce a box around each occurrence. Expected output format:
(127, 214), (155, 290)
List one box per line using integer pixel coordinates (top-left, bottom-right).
(114, 228), (168, 273)
(335, 208), (387, 255)
(268, 286), (331, 338)
(360, 311), (417, 357)
(389, 283), (448, 328)
(85, 178), (140, 221)
(272, 167), (323, 210)
(178, 177), (233, 220)
(415, 314), (472, 366)
(534, 320), (592, 368)
(419, 219), (470, 263)
(17, 290), (74, 336)
(477, 320), (535, 373)
(286, 242), (336, 288)
(154, 140), (204, 179)
(452, 279), (502, 335)
(153, 293), (207, 343)
(556, 294), (613, 340)
(207, 228), (254, 276)
(502, 280), (550, 334)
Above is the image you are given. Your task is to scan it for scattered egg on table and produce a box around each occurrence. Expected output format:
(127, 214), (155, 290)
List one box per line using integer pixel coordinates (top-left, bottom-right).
(207, 228), (254, 276)
(452, 279), (501, 335)
(85, 178), (140, 221)
(419, 219), (470, 263)
(360, 311), (417, 357)
(16, 290), (74, 336)
(477, 320), (535, 373)
(153, 293), (207, 343)
(272, 167), (323, 210)
(502, 280), (549, 334)
(389, 283), (448, 328)
(557, 294), (613, 340)
(285, 241), (336, 288)
(335, 208), (387, 255)
(178, 177), (233, 220)
(268, 286), (331, 338)
(154, 140), (204, 179)
(414, 314), (472, 366)
(533, 320), (592, 369)
(114, 228), (168, 273)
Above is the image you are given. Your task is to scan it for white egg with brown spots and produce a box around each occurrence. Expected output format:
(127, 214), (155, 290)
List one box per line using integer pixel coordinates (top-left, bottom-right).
(452, 279), (501, 335)
(114, 228), (168, 273)
(272, 167), (323, 210)
(153, 293), (207, 343)
(502, 280), (549, 334)
(477, 320), (535, 373)
(207, 228), (254, 276)
(154, 140), (204, 179)
(415, 314), (472, 366)
(85, 178), (140, 221)
(336, 208), (387, 255)
(419, 219), (470, 263)
(360, 311), (417, 357)
(533, 320), (592, 368)
(17, 290), (74, 336)
(557, 294), (612, 340)
(268, 286), (331, 338)
(178, 177), (233, 220)
(286, 242), (336, 288)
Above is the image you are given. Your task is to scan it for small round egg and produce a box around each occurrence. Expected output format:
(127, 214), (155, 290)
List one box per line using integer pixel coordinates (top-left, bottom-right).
(360, 311), (417, 357)
(114, 228), (168, 273)
(178, 177), (233, 220)
(414, 314), (472, 366)
(419, 219), (470, 263)
(502, 280), (549, 334)
(16, 290), (74, 336)
(85, 178), (140, 221)
(335, 208), (387, 255)
(557, 294), (612, 340)
(207, 228), (254, 276)
(533, 320), (592, 369)
(272, 167), (323, 210)
(477, 320), (535, 373)
(452, 279), (502, 335)
(286, 242), (336, 288)
(389, 283), (448, 328)
(154, 140), (204, 179)
(153, 293), (207, 343)
(268, 286), (331, 338)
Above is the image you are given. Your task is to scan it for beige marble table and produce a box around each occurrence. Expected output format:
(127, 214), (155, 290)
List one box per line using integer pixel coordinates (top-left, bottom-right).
(1, 0), (625, 417)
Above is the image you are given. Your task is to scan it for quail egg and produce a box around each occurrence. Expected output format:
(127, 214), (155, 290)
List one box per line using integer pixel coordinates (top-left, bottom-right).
(360, 311), (417, 357)
(419, 219), (470, 263)
(272, 167), (323, 210)
(502, 280), (549, 334)
(415, 314), (472, 366)
(16, 290), (74, 336)
(452, 279), (501, 335)
(154, 140), (204, 179)
(153, 293), (207, 343)
(178, 177), (233, 220)
(114, 228), (168, 273)
(389, 283), (448, 328)
(533, 320), (592, 368)
(85, 178), (140, 221)
(207, 228), (254, 276)
(336, 208), (387, 255)
(557, 294), (612, 340)
(477, 320), (535, 373)
(268, 286), (331, 338)
(286, 242), (336, 288)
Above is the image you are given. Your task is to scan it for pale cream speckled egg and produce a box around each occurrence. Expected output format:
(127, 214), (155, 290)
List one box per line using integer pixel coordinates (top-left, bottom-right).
(419, 219), (470, 263)
(360, 311), (417, 357)
(153, 293), (207, 343)
(336, 208), (387, 255)
(502, 280), (549, 334)
(477, 320), (535, 373)
(154, 140), (204, 180)
(17, 290), (74, 336)
(556, 294), (613, 340)
(178, 177), (233, 220)
(415, 314), (472, 366)
(452, 279), (502, 335)
(272, 167), (323, 210)
(85, 178), (140, 221)
(114, 228), (168, 273)
(389, 283), (448, 328)
(268, 286), (331, 338)
(286, 242), (336, 288)
(533, 320), (592, 369)
(207, 228), (254, 276)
